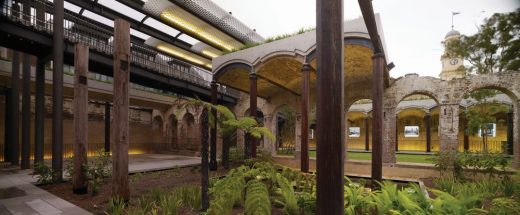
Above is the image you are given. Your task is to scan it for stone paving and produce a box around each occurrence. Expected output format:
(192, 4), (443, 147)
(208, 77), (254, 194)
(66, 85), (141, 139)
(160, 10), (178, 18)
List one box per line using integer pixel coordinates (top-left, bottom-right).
(0, 154), (201, 215)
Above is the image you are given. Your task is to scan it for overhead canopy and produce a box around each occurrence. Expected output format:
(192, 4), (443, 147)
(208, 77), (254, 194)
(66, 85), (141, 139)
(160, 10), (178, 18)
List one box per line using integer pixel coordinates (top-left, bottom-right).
(213, 15), (390, 102)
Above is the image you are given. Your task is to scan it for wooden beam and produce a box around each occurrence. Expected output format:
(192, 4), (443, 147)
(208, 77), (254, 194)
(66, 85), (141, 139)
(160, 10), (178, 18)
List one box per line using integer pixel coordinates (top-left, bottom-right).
(105, 102), (111, 153)
(425, 114), (431, 152)
(21, 53), (30, 169)
(201, 109), (210, 211)
(52, 0), (65, 182)
(210, 81), (218, 171)
(9, 51), (20, 165)
(316, 0), (345, 213)
(112, 19), (131, 201)
(301, 64), (311, 173)
(365, 117), (370, 151)
(34, 58), (45, 165)
(371, 53), (384, 184)
(249, 73), (258, 158)
(73, 43), (89, 194)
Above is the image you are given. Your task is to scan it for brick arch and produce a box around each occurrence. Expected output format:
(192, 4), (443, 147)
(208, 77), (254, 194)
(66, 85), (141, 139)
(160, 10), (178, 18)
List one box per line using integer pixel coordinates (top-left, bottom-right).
(388, 77), (442, 107)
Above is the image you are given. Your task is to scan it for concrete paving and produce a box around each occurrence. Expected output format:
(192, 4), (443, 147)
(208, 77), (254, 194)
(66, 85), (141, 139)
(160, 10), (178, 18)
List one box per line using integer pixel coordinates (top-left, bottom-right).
(0, 154), (201, 215)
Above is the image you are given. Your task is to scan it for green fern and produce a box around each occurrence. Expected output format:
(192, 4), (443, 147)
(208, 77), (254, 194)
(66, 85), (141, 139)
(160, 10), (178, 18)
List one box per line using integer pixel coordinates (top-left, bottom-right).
(274, 173), (299, 215)
(245, 180), (271, 215)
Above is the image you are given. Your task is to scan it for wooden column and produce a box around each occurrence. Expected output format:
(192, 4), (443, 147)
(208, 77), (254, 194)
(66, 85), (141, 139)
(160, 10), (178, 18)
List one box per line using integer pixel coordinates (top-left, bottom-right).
(112, 19), (130, 201)
(365, 117), (370, 151)
(462, 117), (469, 151)
(21, 53), (30, 169)
(9, 51), (20, 166)
(371, 53), (384, 184)
(301, 64), (311, 173)
(200, 109), (209, 211)
(104, 102), (111, 153)
(507, 111), (514, 155)
(34, 59), (45, 165)
(209, 81), (218, 171)
(249, 73), (258, 158)
(52, 0), (64, 182)
(316, 0), (344, 213)
(395, 119), (399, 152)
(73, 43), (89, 194)
(4, 89), (11, 162)
(425, 114), (431, 153)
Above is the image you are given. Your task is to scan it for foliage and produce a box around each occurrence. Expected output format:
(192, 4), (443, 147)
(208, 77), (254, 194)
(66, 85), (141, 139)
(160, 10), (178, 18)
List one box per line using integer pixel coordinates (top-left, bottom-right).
(463, 90), (509, 152)
(86, 149), (112, 195)
(245, 179), (271, 215)
(489, 197), (520, 215)
(106, 196), (126, 215)
(274, 173), (298, 215)
(277, 106), (297, 154)
(431, 151), (510, 180)
(33, 162), (55, 184)
(446, 9), (519, 74)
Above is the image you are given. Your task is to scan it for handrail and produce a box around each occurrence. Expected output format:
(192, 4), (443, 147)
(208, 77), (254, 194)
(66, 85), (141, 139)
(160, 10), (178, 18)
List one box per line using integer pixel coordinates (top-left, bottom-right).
(0, 0), (240, 98)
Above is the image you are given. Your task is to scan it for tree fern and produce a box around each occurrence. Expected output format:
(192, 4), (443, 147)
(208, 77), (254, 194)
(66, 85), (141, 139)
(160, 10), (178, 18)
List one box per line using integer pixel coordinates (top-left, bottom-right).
(274, 173), (299, 215)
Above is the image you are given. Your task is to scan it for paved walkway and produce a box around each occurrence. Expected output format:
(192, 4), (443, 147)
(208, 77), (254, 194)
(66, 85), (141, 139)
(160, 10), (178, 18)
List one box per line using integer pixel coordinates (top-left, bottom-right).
(0, 154), (201, 215)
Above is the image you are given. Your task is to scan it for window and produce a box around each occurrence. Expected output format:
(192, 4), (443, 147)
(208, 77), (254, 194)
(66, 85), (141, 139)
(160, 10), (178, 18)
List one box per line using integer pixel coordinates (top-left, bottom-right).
(404, 126), (419, 137)
(478, 123), (496, 137)
(348, 127), (361, 137)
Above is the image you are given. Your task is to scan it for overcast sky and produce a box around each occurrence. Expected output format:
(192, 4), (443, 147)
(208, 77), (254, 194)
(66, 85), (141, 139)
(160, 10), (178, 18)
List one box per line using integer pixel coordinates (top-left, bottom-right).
(212, 0), (518, 78)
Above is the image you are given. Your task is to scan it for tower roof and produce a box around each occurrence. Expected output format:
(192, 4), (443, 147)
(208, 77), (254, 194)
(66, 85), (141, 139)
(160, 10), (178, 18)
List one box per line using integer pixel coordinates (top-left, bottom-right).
(445, 29), (461, 39)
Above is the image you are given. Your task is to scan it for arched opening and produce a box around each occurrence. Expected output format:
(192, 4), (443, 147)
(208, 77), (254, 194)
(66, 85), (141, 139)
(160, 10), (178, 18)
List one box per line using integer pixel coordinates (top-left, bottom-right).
(275, 105), (296, 154)
(167, 114), (178, 150)
(459, 88), (514, 154)
(346, 99), (372, 151)
(180, 113), (197, 151)
(395, 94), (439, 153)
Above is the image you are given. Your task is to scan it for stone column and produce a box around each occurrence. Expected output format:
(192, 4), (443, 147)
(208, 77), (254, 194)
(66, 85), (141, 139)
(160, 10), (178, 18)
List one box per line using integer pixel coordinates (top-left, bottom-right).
(439, 104), (460, 152)
(73, 43), (89, 194)
(383, 107), (397, 164)
(112, 19), (130, 201)
(424, 114), (431, 152)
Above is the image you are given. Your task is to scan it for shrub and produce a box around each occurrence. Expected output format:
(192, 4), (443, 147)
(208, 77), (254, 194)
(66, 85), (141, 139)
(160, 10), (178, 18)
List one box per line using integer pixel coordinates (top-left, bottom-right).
(33, 162), (55, 184)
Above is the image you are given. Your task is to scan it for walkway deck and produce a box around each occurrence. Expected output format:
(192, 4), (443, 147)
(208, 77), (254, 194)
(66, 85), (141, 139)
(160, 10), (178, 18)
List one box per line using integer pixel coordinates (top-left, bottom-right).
(0, 154), (201, 215)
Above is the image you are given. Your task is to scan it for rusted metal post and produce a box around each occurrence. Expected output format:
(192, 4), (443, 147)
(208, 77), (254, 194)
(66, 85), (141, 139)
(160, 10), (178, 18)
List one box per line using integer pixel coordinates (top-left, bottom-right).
(52, 0), (64, 182)
(365, 117), (370, 151)
(210, 81), (218, 170)
(105, 102), (111, 153)
(73, 43), (89, 194)
(112, 19), (130, 201)
(249, 73), (258, 158)
(316, 0), (344, 213)
(425, 114), (431, 152)
(301, 64), (311, 172)
(371, 53), (384, 184)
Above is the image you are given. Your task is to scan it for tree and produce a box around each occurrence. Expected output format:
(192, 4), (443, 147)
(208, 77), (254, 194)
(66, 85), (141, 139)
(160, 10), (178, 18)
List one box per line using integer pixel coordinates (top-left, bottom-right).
(463, 89), (509, 152)
(446, 9), (519, 74)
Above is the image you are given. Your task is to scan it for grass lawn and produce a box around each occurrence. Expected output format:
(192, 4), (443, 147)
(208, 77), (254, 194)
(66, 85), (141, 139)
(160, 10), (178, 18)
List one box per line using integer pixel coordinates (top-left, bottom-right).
(282, 151), (436, 164)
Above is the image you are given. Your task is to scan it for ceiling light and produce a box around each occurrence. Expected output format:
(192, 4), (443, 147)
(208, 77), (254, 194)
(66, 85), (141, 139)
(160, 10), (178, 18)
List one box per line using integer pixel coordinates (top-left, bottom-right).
(202, 50), (220, 58)
(157, 44), (207, 66)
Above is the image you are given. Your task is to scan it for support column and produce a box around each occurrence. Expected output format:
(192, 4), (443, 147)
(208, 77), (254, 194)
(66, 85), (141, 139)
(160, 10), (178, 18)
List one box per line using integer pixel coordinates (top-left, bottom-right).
(316, 0), (344, 213)
(424, 114), (431, 153)
(249, 73), (258, 158)
(209, 81), (218, 171)
(73, 43), (89, 194)
(34, 59), (45, 165)
(4, 89), (11, 162)
(300, 64), (311, 172)
(200, 109), (209, 211)
(382, 107), (397, 163)
(52, 0), (64, 182)
(507, 111), (513, 155)
(439, 104), (459, 152)
(513, 103), (519, 169)
(21, 53), (30, 169)
(462, 117), (469, 151)
(395, 118), (399, 152)
(365, 116), (370, 151)
(9, 51), (20, 166)
(112, 19), (130, 201)
(104, 102), (110, 153)
(371, 53), (384, 183)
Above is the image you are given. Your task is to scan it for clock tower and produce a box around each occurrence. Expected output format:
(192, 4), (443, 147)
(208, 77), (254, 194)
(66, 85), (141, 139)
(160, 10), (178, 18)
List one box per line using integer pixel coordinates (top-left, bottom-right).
(440, 29), (465, 80)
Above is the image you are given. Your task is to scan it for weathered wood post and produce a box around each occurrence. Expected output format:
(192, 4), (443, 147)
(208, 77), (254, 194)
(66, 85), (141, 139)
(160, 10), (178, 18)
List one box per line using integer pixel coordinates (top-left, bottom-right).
(52, 0), (65, 182)
(8, 51), (20, 165)
(301, 64), (311, 173)
(73, 43), (89, 194)
(316, 0), (344, 213)
(249, 73), (258, 158)
(365, 116), (370, 151)
(200, 109), (210, 210)
(21, 53), (31, 169)
(210, 81), (218, 171)
(112, 19), (130, 201)
(425, 114), (431, 152)
(34, 0), (46, 165)
(105, 102), (111, 153)
(371, 53), (385, 184)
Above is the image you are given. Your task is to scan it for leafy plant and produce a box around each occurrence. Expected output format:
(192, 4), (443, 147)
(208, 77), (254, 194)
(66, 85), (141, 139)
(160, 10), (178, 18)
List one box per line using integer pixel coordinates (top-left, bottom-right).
(106, 196), (126, 215)
(245, 179), (271, 215)
(274, 173), (298, 215)
(33, 162), (55, 184)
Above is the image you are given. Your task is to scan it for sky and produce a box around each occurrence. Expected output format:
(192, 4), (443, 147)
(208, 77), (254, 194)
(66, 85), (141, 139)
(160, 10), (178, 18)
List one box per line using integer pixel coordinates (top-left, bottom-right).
(212, 0), (519, 78)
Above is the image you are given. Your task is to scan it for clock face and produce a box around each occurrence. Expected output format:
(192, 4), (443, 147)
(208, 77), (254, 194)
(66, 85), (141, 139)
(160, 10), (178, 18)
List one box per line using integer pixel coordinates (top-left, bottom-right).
(450, 58), (459, 65)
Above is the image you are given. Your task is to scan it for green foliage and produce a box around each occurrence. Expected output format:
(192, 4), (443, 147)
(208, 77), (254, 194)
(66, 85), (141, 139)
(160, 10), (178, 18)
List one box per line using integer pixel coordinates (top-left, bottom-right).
(278, 106), (296, 153)
(446, 9), (519, 74)
(274, 173), (298, 215)
(431, 151), (510, 179)
(207, 167), (247, 215)
(86, 149), (112, 195)
(489, 197), (520, 215)
(245, 179), (271, 215)
(33, 162), (55, 184)
(106, 197), (126, 215)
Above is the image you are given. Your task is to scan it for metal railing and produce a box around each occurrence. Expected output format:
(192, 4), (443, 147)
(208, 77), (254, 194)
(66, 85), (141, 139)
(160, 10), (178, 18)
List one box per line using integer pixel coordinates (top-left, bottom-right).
(0, 0), (239, 98)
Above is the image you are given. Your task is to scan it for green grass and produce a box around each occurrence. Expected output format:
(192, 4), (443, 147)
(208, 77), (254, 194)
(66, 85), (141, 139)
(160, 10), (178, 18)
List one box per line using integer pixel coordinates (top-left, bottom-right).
(279, 151), (435, 164)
